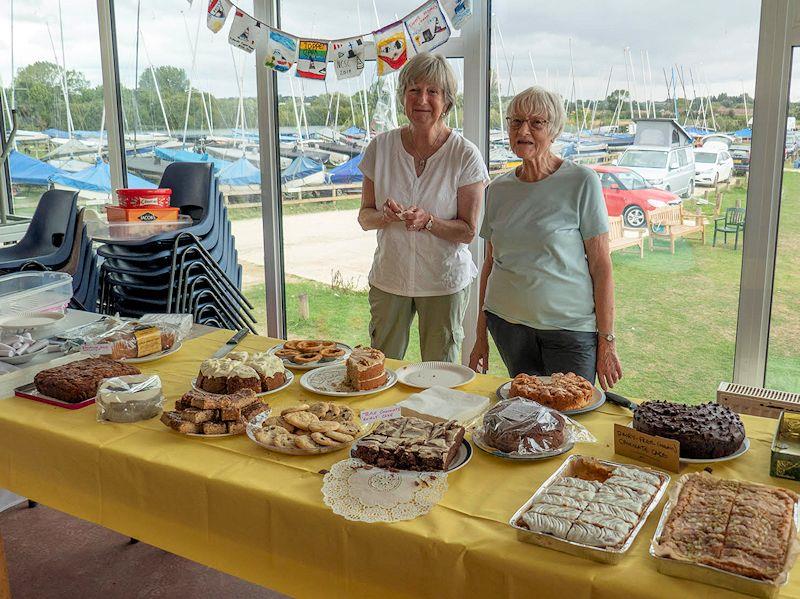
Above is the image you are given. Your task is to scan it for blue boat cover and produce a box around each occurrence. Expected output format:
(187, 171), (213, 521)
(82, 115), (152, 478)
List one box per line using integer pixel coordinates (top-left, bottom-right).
(281, 155), (323, 184)
(343, 126), (367, 137)
(49, 159), (156, 192)
(154, 147), (231, 171)
(218, 157), (261, 186)
(43, 129), (106, 140)
(326, 153), (363, 184)
(684, 126), (715, 137)
(733, 127), (752, 139)
(8, 150), (62, 185)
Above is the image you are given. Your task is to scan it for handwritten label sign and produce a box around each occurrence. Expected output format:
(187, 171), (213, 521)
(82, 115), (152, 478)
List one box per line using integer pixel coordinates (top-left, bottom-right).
(614, 423), (680, 472)
(81, 343), (113, 355)
(360, 406), (401, 424)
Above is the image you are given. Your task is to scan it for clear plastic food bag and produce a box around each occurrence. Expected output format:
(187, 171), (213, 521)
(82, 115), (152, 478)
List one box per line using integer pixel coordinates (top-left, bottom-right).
(96, 374), (163, 423)
(472, 398), (596, 455)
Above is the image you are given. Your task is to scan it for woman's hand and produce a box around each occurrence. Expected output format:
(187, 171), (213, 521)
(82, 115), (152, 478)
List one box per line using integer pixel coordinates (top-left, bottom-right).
(468, 334), (490, 373)
(382, 198), (405, 224)
(403, 205), (431, 231)
(596, 338), (622, 391)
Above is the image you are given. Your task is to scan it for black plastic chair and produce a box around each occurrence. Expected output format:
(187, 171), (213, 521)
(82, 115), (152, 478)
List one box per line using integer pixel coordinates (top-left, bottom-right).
(0, 190), (78, 268)
(713, 207), (746, 250)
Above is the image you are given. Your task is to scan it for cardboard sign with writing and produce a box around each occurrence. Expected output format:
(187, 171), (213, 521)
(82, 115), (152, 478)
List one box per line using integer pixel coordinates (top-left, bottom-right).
(614, 423), (680, 472)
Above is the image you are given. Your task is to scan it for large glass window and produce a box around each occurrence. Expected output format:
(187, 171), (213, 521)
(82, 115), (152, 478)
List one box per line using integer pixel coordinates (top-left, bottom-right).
(765, 47), (800, 392)
(488, 1), (760, 403)
(1, 1), (107, 216)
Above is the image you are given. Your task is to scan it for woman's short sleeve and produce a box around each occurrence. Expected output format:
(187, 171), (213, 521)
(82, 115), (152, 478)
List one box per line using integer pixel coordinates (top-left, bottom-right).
(478, 186), (493, 240)
(358, 138), (378, 181)
(458, 143), (490, 189)
(578, 171), (609, 240)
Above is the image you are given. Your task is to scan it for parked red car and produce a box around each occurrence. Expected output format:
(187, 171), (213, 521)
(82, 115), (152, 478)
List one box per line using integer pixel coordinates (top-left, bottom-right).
(590, 165), (683, 228)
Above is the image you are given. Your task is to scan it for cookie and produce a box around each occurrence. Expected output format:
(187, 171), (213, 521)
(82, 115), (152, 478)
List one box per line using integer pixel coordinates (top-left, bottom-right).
(337, 422), (361, 437)
(261, 416), (280, 428)
(325, 404), (342, 420)
(281, 404), (310, 415)
(324, 430), (354, 443)
(294, 434), (318, 451)
(334, 406), (354, 423)
(276, 415), (297, 433)
(309, 402), (330, 418)
(283, 410), (320, 431)
(309, 420), (340, 433)
(311, 432), (340, 447)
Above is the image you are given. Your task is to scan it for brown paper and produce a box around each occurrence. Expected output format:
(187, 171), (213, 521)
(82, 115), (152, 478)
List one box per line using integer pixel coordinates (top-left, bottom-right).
(614, 423), (680, 473)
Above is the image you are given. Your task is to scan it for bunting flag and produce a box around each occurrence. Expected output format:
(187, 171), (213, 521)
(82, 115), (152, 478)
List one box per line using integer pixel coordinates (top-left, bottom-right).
(264, 28), (299, 72)
(296, 39), (328, 80)
(440, 0), (472, 30)
(374, 21), (409, 77)
(328, 36), (366, 80)
(404, 0), (450, 54)
(206, 0), (232, 33)
(228, 9), (262, 53)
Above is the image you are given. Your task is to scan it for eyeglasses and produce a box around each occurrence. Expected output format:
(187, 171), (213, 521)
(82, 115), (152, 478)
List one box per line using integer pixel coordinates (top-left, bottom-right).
(506, 117), (549, 131)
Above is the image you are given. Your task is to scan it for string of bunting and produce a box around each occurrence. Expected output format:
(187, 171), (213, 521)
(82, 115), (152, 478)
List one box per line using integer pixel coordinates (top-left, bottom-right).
(205, 0), (471, 81)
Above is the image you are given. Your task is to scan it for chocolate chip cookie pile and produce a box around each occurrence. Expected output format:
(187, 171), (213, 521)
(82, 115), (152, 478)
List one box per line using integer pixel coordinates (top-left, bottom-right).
(251, 401), (362, 454)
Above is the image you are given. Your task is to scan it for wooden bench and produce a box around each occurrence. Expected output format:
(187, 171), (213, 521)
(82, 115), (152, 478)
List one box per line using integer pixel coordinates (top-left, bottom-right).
(645, 205), (705, 254)
(608, 216), (645, 258)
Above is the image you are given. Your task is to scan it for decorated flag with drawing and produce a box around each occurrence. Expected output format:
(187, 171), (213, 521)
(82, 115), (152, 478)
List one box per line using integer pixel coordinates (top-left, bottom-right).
(440, 0), (472, 30)
(264, 28), (299, 72)
(404, 0), (450, 53)
(328, 36), (366, 80)
(228, 9), (261, 53)
(296, 39), (328, 80)
(206, 0), (232, 33)
(374, 21), (408, 77)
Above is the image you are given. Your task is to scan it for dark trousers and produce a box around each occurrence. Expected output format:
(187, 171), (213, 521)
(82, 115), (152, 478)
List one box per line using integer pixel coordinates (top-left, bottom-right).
(486, 311), (598, 383)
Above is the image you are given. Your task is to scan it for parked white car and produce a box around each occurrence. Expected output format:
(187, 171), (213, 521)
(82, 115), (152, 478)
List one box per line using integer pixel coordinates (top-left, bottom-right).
(617, 145), (696, 198)
(693, 147), (734, 186)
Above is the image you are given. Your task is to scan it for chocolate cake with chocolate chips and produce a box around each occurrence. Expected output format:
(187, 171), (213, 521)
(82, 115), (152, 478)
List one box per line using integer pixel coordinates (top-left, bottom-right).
(632, 401), (745, 459)
(352, 416), (465, 471)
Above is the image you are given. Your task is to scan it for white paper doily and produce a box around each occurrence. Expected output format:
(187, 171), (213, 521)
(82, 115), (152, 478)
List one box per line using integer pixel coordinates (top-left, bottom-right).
(322, 458), (448, 522)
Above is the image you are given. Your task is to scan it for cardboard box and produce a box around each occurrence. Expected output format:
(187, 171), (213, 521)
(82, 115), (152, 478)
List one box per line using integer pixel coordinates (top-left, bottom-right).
(106, 206), (180, 222)
(770, 410), (800, 482)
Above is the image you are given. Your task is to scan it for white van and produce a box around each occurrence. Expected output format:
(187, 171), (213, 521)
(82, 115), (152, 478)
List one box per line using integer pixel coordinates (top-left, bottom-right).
(617, 145), (696, 198)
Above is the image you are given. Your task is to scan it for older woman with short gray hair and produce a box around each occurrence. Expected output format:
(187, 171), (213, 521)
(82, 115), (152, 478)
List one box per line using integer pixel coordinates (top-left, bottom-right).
(469, 86), (623, 390)
(358, 52), (489, 362)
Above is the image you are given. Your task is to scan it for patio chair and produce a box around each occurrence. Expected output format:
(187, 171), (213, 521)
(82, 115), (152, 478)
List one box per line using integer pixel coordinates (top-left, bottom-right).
(713, 207), (746, 250)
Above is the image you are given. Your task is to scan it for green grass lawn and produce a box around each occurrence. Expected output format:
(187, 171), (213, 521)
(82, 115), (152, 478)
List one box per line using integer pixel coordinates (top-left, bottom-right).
(243, 171), (800, 404)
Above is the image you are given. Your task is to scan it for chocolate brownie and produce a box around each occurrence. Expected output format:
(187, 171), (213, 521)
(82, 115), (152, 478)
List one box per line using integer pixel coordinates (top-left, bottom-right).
(352, 417), (465, 471)
(633, 401), (746, 459)
(34, 357), (140, 403)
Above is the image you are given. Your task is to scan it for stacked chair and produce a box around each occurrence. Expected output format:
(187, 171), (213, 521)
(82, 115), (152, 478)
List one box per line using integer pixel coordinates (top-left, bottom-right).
(0, 189), (99, 311)
(97, 162), (256, 332)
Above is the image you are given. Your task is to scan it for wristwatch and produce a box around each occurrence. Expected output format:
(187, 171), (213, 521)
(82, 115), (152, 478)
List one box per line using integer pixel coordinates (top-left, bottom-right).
(425, 215), (434, 231)
(598, 331), (616, 342)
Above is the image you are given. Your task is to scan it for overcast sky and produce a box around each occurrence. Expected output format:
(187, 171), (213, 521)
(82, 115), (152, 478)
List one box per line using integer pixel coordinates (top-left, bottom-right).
(0, 0), (780, 111)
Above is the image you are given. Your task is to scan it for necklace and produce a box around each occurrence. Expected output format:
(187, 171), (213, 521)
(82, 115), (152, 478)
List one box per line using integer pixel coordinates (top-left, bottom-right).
(408, 126), (446, 171)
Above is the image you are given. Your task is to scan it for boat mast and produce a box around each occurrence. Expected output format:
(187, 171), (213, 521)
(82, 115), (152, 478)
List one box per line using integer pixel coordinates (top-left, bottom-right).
(492, 21), (505, 141)
(496, 22), (516, 95)
(528, 51), (538, 85)
(46, 23), (73, 138)
(140, 28), (172, 137)
(57, 0), (75, 135)
(9, 0), (14, 111)
(623, 48), (634, 123)
(741, 80), (749, 126)
(181, 3), (203, 147)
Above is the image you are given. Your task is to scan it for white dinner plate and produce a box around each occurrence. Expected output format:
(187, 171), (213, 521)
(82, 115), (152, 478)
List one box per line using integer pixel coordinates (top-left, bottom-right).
(471, 430), (575, 461)
(121, 341), (182, 363)
(625, 422), (750, 463)
(266, 341), (353, 370)
(0, 312), (64, 332)
(300, 364), (397, 397)
(395, 361), (476, 389)
(191, 369), (294, 397)
(496, 377), (606, 415)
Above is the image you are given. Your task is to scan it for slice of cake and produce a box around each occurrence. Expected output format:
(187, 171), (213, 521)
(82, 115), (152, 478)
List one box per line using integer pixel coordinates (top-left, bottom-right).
(344, 346), (386, 391)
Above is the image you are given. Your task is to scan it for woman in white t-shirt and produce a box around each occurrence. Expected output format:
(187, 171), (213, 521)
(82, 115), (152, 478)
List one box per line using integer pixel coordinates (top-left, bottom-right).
(358, 52), (489, 362)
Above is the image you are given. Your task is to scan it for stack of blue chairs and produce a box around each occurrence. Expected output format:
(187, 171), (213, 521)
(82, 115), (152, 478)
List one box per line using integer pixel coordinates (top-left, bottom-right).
(0, 190), (99, 311)
(96, 162), (256, 331)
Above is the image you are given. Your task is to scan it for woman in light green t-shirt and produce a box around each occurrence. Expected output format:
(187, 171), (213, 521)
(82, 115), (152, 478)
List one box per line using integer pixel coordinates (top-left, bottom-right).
(468, 87), (623, 391)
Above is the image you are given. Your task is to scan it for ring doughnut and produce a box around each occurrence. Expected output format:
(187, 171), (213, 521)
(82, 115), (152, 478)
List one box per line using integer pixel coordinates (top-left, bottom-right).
(292, 352), (322, 364)
(319, 341), (336, 348)
(284, 340), (301, 351)
(297, 341), (324, 353)
(320, 347), (345, 360)
(275, 348), (300, 359)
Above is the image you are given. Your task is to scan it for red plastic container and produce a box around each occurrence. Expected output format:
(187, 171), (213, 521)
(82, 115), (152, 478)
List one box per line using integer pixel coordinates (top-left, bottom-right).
(116, 188), (172, 208)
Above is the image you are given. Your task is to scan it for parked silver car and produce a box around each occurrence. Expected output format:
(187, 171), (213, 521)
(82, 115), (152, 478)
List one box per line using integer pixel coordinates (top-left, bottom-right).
(617, 145), (696, 198)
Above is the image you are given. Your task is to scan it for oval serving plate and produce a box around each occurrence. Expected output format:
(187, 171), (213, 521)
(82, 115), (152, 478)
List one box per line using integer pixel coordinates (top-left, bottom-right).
(191, 369), (294, 398)
(300, 364), (397, 398)
(495, 377), (606, 416)
(266, 341), (353, 371)
(471, 430), (575, 461)
(121, 341), (182, 363)
(395, 361), (476, 389)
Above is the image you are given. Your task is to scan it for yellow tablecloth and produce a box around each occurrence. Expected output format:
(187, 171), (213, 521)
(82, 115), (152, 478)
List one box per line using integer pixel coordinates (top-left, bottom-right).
(1, 329), (799, 599)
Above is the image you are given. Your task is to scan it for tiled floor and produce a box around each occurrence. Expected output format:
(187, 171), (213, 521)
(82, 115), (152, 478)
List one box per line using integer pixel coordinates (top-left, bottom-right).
(0, 502), (288, 598)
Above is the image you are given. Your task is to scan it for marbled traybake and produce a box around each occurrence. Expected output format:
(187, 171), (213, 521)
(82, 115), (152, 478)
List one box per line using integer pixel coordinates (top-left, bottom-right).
(352, 416), (465, 471)
(633, 401), (745, 459)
